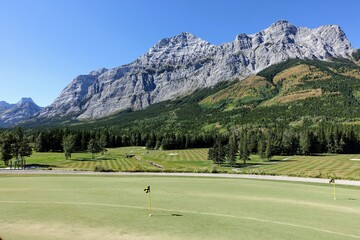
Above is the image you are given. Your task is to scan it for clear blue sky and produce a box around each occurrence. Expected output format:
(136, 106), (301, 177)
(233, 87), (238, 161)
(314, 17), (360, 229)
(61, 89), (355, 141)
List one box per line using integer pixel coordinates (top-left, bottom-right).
(0, 0), (359, 106)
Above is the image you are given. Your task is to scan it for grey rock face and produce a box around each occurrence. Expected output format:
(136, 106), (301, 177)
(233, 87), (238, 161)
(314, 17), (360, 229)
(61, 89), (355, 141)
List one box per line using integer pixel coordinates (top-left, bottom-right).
(0, 101), (14, 114)
(39, 20), (356, 120)
(0, 98), (42, 127)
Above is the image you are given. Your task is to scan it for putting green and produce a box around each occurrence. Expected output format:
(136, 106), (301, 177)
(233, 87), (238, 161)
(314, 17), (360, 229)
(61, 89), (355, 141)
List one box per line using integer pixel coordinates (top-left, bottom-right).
(0, 175), (359, 240)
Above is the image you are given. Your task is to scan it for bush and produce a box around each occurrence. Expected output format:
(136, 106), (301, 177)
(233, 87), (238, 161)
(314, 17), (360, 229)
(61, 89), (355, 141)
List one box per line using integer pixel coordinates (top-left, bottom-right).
(211, 165), (219, 173)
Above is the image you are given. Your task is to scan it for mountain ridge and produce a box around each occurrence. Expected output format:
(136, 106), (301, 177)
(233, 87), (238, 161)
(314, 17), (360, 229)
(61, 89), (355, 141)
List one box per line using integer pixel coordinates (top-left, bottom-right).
(32, 20), (356, 122)
(22, 59), (360, 133)
(0, 98), (42, 127)
(0, 19), (350, 129)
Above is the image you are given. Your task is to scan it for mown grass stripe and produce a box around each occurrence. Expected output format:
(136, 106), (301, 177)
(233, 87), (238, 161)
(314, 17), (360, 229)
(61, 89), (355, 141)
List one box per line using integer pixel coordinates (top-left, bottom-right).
(1, 200), (359, 239)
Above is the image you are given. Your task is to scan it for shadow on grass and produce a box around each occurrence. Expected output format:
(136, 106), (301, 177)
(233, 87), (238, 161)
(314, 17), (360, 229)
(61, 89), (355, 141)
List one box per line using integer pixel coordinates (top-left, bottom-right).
(268, 159), (296, 162)
(25, 164), (56, 169)
(222, 162), (269, 168)
(305, 154), (338, 157)
(149, 213), (183, 217)
(73, 157), (117, 161)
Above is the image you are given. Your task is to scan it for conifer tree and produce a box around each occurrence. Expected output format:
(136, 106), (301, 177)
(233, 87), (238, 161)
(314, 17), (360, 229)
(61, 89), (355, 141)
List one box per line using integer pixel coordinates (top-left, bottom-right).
(238, 132), (250, 166)
(227, 134), (238, 166)
(63, 134), (76, 160)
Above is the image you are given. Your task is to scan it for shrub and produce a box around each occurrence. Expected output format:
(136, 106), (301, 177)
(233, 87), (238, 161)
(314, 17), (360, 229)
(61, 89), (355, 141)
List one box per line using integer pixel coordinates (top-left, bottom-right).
(211, 165), (219, 173)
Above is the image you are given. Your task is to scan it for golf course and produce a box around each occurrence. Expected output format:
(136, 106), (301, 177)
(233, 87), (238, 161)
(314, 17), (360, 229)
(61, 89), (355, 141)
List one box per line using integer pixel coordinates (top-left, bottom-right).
(1, 146), (360, 180)
(0, 175), (359, 240)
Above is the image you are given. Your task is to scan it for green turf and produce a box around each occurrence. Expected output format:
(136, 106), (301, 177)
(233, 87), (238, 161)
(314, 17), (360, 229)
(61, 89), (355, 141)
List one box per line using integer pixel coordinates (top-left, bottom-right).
(1, 147), (360, 180)
(241, 154), (360, 180)
(0, 147), (222, 173)
(0, 175), (359, 240)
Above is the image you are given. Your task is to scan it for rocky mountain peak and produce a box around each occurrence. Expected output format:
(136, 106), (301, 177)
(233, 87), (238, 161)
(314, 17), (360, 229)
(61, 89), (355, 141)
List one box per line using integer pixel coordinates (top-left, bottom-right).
(269, 19), (292, 27)
(149, 32), (209, 53)
(89, 68), (108, 76)
(0, 98), (42, 127)
(263, 19), (298, 40)
(18, 97), (35, 105)
(172, 32), (198, 42)
(35, 20), (357, 121)
(0, 101), (14, 114)
(0, 100), (11, 108)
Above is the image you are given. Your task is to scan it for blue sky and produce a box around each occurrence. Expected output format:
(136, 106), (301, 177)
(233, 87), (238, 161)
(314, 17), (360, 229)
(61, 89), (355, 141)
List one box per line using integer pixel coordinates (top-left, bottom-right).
(0, 0), (359, 106)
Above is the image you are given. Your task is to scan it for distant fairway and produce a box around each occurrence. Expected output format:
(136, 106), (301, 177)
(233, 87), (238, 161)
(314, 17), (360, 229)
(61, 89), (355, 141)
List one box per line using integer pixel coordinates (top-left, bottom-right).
(1, 147), (360, 180)
(0, 147), (213, 172)
(0, 175), (359, 240)
(242, 154), (360, 180)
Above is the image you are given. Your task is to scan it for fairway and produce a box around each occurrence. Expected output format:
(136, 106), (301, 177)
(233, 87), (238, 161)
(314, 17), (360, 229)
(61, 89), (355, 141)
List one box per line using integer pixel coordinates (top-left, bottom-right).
(0, 175), (359, 240)
(1, 146), (360, 180)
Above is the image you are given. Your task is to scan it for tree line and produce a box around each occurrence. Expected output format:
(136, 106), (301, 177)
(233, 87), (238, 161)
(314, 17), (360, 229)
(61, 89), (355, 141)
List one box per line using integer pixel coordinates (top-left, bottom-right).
(32, 128), (216, 152)
(0, 128), (109, 166)
(0, 128), (32, 167)
(0, 128), (218, 165)
(208, 125), (360, 165)
(2, 123), (360, 167)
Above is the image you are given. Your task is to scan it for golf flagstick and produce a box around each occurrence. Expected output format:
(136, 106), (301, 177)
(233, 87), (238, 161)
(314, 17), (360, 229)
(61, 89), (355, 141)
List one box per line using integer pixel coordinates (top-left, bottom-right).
(144, 186), (152, 215)
(329, 178), (336, 200)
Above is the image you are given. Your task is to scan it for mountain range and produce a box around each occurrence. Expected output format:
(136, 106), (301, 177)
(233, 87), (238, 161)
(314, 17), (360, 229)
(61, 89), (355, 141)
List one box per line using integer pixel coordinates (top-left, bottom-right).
(0, 98), (42, 127)
(37, 20), (356, 120)
(48, 58), (360, 134)
(1, 20), (359, 128)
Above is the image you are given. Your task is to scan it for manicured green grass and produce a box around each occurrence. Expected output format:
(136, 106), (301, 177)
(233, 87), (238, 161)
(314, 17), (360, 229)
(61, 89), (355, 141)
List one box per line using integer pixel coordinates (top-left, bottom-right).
(241, 154), (360, 180)
(0, 147), (220, 173)
(0, 175), (359, 240)
(1, 147), (360, 180)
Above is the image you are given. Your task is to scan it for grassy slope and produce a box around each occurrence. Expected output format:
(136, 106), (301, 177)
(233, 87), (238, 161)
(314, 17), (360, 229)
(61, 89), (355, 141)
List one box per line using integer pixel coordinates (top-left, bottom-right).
(0, 176), (359, 240)
(204, 59), (360, 109)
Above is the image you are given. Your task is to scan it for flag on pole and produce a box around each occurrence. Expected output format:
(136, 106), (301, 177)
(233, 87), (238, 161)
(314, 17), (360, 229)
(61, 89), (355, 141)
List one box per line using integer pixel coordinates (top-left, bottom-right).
(329, 178), (336, 200)
(144, 186), (152, 213)
(144, 186), (150, 193)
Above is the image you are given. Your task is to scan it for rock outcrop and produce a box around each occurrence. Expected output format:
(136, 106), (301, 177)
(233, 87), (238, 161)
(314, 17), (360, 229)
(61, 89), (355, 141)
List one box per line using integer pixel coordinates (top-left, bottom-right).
(0, 98), (42, 127)
(38, 20), (356, 120)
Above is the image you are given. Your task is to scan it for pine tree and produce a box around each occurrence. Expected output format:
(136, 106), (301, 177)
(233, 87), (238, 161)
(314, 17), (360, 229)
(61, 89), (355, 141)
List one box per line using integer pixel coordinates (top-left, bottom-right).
(264, 138), (273, 161)
(35, 132), (46, 152)
(12, 128), (32, 169)
(258, 138), (266, 159)
(238, 132), (250, 166)
(99, 134), (108, 155)
(63, 134), (76, 160)
(264, 131), (274, 161)
(300, 131), (311, 155)
(227, 134), (238, 166)
(208, 139), (226, 164)
(87, 139), (101, 159)
(0, 133), (13, 166)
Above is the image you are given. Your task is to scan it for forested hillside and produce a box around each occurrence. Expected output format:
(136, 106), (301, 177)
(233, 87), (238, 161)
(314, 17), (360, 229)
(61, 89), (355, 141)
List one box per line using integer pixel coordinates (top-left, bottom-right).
(24, 58), (360, 132)
(2, 58), (357, 156)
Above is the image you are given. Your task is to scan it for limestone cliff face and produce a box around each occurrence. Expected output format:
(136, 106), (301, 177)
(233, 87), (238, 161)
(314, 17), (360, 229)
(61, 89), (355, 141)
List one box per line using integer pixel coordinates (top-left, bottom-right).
(0, 98), (42, 127)
(38, 20), (356, 120)
(0, 101), (14, 114)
